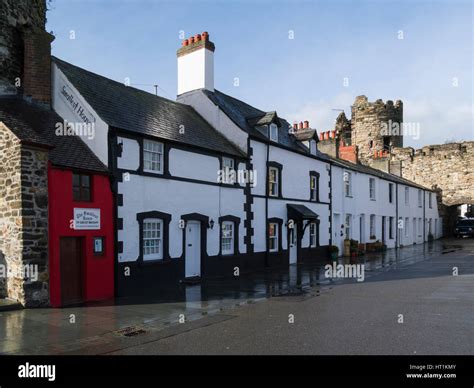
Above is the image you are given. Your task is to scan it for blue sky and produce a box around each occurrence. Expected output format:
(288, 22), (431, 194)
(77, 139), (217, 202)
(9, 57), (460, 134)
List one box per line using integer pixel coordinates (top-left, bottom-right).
(47, 0), (473, 148)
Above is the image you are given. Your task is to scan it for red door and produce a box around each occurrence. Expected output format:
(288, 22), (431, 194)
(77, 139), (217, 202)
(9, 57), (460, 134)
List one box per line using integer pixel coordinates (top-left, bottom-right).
(60, 237), (84, 305)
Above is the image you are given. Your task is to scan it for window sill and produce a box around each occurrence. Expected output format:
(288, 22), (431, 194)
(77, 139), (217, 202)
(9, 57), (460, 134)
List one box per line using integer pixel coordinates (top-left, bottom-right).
(370, 198), (376, 201)
(143, 169), (164, 175)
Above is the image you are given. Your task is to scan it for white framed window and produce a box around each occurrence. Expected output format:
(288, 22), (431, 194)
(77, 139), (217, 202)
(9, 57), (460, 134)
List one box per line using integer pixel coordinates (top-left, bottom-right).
(413, 218), (417, 238)
(418, 217), (422, 235)
(405, 187), (409, 205)
(143, 218), (163, 260)
(269, 222), (279, 252)
(269, 123), (278, 142)
(369, 178), (376, 200)
(309, 140), (317, 155)
(143, 139), (164, 173)
(370, 214), (376, 238)
(389, 216), (394, 239)
(344, 171), (352, 197)
(268, 167), (279, 197)
(389, 183), (394, 203)
(309, 222), (317, 247)
(310, 175), (318, 201)
(222, 157), (234, 184)
(418, 189), (422, 207)
(345, 214), (352, 239)
(405, 217), (409, 237)
(221, 221), (234, 255)
(429, 193), (432, 208)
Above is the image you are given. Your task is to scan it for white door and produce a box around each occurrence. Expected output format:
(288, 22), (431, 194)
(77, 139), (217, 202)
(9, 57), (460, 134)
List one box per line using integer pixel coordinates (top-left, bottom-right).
(185, 221), (201, 278)
(289, 228), (297, 264)
(334, 213), (343, 254)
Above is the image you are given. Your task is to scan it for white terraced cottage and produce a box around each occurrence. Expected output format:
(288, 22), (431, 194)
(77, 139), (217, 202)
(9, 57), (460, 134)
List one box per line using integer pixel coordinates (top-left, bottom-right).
(50, 31), (441, 296)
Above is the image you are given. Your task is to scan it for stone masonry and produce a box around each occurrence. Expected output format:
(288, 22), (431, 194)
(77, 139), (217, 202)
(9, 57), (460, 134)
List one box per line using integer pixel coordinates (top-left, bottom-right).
(0, 0), (47, 95)
(321, 95), (473, 235)
(0, 125), (50, 306)
(351, 95), (403, 166)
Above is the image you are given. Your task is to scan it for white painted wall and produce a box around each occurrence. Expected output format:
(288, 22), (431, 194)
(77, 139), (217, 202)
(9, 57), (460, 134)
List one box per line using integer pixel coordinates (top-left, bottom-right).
(177, 90), (248, 152)
(52, 64), (109, 166)
(169, 148), (220, 182)
(332, 164), (442, 255)
(118, 177), (246, 262)
(117, 147), (246, 262)
(117, 137), (140, 170)
(177, 48), (214, 95)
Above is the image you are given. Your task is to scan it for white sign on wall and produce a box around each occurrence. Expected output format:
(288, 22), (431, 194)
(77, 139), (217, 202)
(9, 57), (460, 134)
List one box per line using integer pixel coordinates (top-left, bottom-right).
(58, 76), (96, 125)
(74, 208), (101, 230)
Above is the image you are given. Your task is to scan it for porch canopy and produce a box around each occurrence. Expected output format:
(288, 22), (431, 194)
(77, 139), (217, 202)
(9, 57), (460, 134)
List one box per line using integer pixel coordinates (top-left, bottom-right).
(286, 204), (319, 222)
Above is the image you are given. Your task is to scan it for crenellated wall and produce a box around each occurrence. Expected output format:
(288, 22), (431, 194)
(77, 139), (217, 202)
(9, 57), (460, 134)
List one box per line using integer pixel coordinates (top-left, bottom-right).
(391, 142), (474, 206)
(351, 95), (403, 166)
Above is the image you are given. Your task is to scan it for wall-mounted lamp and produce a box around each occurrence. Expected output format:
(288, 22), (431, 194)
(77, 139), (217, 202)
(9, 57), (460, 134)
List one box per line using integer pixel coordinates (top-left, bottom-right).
(208, 219), (215, 229)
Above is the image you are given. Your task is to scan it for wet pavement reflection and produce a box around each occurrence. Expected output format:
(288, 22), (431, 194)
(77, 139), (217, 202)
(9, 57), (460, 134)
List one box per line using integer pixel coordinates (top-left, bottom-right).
(0, 240), (453, 355)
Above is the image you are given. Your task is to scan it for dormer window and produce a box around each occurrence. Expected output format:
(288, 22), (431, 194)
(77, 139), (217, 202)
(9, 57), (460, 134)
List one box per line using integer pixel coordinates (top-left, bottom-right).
(269, 123), (278, 142)
(309, 140), (317, 155)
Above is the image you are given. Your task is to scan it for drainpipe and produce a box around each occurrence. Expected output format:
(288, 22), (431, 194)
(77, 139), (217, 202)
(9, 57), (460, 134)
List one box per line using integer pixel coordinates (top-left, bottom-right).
(395, 183), (399, 249)
(265, 141), (269, 267)
(329, 164), (333, 247)
(423, 190), (426, 243)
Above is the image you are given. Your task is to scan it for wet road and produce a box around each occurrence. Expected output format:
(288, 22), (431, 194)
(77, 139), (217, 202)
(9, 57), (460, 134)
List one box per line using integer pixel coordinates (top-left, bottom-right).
(0, 239), (472, 355)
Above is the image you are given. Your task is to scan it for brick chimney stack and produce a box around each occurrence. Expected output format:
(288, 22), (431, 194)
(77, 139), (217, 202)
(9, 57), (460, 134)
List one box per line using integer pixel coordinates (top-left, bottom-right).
(22, 27), (54, 105)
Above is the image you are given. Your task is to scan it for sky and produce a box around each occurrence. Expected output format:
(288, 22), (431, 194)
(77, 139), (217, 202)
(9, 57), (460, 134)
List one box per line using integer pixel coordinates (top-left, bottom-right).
(46, 0), (473, 148)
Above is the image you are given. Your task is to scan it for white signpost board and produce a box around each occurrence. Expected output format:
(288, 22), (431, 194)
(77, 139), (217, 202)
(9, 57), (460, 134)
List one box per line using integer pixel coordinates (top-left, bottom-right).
(74, 208), (101, 230)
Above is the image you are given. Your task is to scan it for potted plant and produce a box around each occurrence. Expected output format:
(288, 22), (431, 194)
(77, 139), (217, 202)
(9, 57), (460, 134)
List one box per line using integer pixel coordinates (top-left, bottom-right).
(329, 245), (339, 260)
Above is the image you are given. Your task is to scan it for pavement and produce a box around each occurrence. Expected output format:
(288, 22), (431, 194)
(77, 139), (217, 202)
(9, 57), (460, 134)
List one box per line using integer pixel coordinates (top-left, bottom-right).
(0, 238), (472, 355)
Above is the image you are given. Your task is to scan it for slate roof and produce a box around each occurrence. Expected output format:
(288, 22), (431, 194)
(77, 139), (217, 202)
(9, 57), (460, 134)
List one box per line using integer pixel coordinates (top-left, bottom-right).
(52, 57), (245, 158)
(321, 152), (433, 191)
(0, 97), (108, 173)
(202, 89), (431, 190)
(202, 89), (308, 152)
(247, 111), (280, 127)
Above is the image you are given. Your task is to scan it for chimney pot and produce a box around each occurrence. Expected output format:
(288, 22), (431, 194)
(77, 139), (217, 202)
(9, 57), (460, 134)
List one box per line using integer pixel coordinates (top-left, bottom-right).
(182, 39), (189, 46)
(189, 36), (195, 44)
(298, 121), (303, 130)
(303, 120), (309, 129)
(195, 34), (201, 41)
(202, 31), (209, 41)
(293, 123), (298, 130)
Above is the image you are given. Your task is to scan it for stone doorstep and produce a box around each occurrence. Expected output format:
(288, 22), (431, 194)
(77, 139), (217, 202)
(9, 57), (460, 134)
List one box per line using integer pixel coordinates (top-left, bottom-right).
(0, 298), (23, 312)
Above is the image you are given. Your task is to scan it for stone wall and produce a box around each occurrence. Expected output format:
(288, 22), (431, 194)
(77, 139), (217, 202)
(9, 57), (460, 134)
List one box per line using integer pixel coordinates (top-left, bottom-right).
(351, 95), (403, 166)
(0, 0), (47, 95)
(0, 125), (49, 306)
(391, 142), (474, 206)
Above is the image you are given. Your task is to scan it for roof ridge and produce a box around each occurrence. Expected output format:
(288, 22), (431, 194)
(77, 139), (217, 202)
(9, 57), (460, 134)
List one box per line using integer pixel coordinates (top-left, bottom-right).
(213, 89), (266, 115)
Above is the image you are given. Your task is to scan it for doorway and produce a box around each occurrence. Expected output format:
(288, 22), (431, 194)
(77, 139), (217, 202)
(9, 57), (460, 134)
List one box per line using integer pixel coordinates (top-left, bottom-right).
(289, 227), (297, 265)
(185, 221), (201, 278)
(59, 237), (84, 306)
